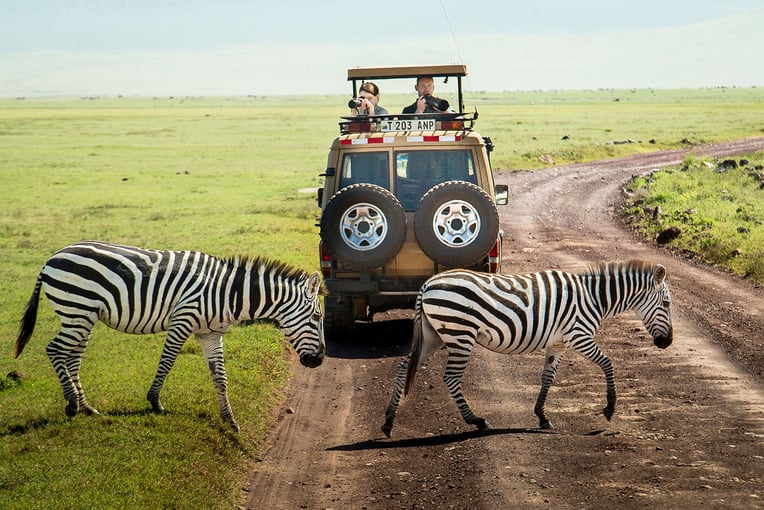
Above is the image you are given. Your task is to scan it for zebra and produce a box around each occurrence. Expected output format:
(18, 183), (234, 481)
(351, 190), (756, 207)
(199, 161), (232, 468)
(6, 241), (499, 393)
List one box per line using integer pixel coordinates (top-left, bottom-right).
(15, 241), (325, 432)
(382, 260), (673, 437)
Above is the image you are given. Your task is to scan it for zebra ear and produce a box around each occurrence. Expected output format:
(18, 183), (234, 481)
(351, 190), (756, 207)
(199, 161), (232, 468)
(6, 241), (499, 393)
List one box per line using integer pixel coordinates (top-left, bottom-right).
(653, 264), (666, 285)
(306, 272), (322, 299)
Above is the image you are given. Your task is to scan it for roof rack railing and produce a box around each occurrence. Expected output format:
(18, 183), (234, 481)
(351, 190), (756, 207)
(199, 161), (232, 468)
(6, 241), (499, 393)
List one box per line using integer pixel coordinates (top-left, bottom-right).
(339, 111), (477, 134)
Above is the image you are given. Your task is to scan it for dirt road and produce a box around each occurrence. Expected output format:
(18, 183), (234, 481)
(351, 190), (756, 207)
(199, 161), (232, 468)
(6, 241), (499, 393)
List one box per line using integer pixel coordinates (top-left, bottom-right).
(244, 138), (764, 510)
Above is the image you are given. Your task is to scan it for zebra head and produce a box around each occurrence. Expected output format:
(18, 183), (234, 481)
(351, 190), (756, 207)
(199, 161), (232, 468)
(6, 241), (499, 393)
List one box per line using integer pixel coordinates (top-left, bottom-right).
(634, 264), (673, 349)
(283, 271), (326, 368)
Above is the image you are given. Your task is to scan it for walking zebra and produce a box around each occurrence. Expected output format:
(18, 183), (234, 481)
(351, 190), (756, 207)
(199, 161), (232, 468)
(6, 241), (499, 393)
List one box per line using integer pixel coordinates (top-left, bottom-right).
(15, 241), (325, 432)
(382, 260), (673, 437)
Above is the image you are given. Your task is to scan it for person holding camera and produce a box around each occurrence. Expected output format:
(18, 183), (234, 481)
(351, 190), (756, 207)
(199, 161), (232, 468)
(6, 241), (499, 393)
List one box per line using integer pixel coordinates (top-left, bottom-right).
(349, 82), (388, 116)
(402, 76), (451, 114)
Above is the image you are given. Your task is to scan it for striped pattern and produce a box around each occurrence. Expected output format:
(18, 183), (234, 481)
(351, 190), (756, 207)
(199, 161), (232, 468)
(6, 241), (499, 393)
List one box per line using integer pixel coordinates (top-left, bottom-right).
(382, 260), (673, 436)
(16, 241), (325, 432)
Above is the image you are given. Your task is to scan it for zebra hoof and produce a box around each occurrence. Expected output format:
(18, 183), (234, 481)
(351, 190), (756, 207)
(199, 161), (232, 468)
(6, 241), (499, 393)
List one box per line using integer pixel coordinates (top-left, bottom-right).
(65, 401), (79, 417)
(603, 406), (615, 421)
(81, 404), (100, 416)
(540, 420), (554, 430)
(381, 420), (394, 438)
(473, 417), (492, 431)
(150, 402), (166, 415)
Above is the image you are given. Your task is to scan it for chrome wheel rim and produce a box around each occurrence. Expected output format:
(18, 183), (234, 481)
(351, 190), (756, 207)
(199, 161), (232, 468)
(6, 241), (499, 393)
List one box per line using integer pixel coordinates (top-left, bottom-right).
(432, 199), (481, 247)
(340, 203), (388, 251)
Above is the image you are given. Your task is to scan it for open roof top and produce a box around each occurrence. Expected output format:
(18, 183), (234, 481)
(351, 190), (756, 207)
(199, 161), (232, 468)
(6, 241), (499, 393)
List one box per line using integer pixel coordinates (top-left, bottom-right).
(347, 64), (469, 114)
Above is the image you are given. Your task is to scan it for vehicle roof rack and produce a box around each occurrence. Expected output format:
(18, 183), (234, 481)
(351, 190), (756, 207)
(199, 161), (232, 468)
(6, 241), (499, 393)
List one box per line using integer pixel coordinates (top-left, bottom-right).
(338, 111), (477, 135)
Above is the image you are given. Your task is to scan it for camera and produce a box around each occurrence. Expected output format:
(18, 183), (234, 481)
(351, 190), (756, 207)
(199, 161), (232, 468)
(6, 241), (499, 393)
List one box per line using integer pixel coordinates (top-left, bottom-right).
(348, 98), (365, 108)
(422, 94), (449, 111)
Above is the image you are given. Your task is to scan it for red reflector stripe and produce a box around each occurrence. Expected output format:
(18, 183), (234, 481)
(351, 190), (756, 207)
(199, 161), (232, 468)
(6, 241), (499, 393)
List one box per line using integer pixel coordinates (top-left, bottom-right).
(341, 135), (460, 144)
(340, 138), (393, 145)
(406, 135), (461, 142)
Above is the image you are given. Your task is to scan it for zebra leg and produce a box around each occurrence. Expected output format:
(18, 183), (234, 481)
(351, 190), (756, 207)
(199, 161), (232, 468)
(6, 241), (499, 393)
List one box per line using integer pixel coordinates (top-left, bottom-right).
(575, 342), (617, 422)
(147, 326), (191, 414)
(534, 348), (565, 429)
(196, 332), (239, 433)
(382, 354), (410, 437)
(64, 338), (100, 416)
(592, 349), (616, 421)
(382, 316), (444, 438)
(46, 323), (94, 418)
(443, 341), (491, 431)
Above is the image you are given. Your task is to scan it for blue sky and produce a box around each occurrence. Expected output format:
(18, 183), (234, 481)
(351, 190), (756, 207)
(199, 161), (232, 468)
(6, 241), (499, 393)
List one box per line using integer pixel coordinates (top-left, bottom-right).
(1, 0), (763, 97)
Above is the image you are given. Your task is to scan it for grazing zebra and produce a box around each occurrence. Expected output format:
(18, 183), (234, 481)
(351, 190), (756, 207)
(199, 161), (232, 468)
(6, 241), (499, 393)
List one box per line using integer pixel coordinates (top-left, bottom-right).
(382, 260), (673, 437)
(15, 241), (325, 432)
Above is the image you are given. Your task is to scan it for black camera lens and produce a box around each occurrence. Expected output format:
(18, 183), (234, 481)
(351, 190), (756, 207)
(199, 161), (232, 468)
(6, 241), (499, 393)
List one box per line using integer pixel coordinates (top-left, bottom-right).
(348, 98), (363, 108)
(423, 94), (449, 111)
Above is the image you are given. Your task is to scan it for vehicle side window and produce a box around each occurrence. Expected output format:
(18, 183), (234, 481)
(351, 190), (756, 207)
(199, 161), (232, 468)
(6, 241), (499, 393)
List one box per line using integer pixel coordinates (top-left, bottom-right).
(339, 152), (390, 190)
(394, 150), (476, 211)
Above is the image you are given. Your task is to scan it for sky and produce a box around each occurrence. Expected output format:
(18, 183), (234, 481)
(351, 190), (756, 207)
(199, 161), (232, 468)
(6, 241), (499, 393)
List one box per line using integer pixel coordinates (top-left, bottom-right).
(1, 0), (763, 97)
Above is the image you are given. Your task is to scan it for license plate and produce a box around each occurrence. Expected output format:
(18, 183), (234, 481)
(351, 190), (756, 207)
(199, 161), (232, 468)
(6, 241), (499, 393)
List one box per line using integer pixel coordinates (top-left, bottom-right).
(380, 118), (436, 132)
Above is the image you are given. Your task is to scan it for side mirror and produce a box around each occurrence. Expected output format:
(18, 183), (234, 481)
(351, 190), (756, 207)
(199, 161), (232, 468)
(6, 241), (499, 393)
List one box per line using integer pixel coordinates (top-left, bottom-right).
(494, 184), (508, 205)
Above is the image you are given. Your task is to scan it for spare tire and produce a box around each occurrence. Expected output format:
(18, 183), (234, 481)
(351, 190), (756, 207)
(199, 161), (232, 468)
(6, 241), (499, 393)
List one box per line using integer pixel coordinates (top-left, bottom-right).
(320, 184), (406, 270)
(414, 181), (499, 268)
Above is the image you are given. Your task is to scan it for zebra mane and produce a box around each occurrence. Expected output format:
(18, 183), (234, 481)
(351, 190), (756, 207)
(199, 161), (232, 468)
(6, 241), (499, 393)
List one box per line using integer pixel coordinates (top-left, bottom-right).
(580, 259), (656, 276)
(220, 255), (309, 281)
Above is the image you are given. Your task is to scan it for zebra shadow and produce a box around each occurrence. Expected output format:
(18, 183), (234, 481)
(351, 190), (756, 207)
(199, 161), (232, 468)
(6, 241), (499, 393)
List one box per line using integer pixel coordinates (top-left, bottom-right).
(327, 427), (549, 451)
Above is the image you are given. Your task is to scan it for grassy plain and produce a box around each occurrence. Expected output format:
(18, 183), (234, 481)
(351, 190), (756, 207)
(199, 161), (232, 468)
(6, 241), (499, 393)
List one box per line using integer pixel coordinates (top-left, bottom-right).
(0, 88), (762, 509)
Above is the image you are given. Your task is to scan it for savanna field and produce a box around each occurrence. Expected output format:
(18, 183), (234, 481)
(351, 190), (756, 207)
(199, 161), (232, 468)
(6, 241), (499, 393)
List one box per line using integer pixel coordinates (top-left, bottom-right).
(1, 88), (762, 508)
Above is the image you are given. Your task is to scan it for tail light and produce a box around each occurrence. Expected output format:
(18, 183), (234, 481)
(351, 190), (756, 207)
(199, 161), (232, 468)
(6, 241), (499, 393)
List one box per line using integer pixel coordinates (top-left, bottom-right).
(438, 119), (464, 131)
(319, 241), (332, 278)
(488, 237), (501, 274)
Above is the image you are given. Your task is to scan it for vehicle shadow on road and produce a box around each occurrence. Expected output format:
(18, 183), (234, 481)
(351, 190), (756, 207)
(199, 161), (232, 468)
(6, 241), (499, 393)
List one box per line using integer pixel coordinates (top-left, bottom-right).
(327, 427), (549, 451)
(327, 318), (413, 359)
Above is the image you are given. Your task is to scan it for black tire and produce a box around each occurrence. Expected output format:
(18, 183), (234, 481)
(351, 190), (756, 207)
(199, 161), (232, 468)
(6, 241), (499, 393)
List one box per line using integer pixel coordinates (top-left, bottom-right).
(320, 184), (407, 270)
(414, 181), (499, 268)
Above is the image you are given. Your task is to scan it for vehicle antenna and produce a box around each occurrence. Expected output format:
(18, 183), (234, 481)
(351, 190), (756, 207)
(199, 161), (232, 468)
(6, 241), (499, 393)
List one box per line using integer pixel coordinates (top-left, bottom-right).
(439, 0), (465, 68)
(439, 0), (472, 94)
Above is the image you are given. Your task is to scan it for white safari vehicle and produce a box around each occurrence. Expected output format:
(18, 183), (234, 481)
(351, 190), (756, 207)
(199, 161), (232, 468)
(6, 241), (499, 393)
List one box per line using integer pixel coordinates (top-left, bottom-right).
(317, 64), (508, 339)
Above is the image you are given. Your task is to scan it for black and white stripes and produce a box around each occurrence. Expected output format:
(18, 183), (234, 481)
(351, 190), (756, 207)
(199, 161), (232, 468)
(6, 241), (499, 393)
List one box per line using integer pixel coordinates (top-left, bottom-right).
(382, 260), (673, 436)
(16, 241), (325, 432)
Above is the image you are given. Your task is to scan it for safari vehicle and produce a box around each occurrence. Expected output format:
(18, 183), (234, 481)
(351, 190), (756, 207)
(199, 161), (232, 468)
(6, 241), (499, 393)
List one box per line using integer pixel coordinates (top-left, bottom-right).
(317, 64), (508, 338)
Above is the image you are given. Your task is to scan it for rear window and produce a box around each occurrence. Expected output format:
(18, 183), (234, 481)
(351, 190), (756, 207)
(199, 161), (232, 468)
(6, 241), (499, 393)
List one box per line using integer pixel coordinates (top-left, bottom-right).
(339, 152), (390, 190)
(394, 150), (476, 211)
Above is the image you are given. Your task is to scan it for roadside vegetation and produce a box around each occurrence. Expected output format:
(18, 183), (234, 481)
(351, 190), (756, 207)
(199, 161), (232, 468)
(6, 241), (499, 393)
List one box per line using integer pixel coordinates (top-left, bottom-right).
(0, 88), (762, 509)
(623, 154), (764, 284)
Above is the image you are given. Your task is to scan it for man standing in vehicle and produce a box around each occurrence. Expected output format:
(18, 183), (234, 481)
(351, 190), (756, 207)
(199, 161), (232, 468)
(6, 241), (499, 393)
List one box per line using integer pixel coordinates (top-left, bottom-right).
(402, 76), (450, 114)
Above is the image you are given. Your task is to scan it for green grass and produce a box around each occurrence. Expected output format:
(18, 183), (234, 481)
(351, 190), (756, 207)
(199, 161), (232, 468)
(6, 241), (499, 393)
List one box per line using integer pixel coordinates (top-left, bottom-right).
(0, 96), (328, 509)
(623, 154), (764, 283)
(465, 87), (764, 169)
(0, 89), (762, 509)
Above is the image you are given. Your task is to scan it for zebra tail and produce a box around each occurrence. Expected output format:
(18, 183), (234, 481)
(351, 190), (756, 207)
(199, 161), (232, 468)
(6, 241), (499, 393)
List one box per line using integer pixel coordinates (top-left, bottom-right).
(404, 294), (425, 396)
(16, 276), (42, 358)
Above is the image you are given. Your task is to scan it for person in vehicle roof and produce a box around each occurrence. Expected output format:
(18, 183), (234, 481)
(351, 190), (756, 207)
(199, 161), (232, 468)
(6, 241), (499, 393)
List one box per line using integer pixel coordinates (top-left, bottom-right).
(402, 76), (452, 114)
(350, 81), (389, 116)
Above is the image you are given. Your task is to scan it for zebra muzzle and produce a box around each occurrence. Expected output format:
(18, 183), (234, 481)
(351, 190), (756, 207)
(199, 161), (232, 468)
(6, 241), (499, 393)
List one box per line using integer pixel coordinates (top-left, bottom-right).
(300, 352), (325, 368)
(653, 329), (673, 349)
